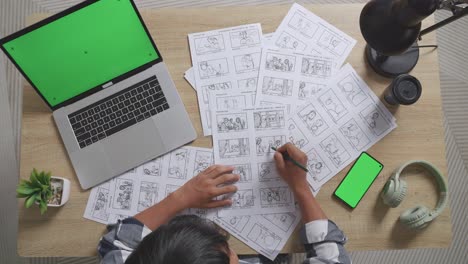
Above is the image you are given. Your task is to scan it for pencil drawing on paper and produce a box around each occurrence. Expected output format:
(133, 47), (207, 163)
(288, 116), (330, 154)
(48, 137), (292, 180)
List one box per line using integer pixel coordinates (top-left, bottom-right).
(233, 164), (252, 182)
(230, 29), (261, 48)
(230, 189), (255, 209)
(288, 119), (309, 148)
(201, 82), (232, 104)
(320, 134), (351, 168)
(298, 81), (327, 100)
(217, 113), (248, 133)
(256, 136), (286, 156)
(224, 215), (251, 232)
(234, 53), (261, 73)
(193, 150), (213, 175)
(112, 179), (134, 210)
(198, 58), (229, 79)
(258, 162), (280, 182)
(287, 12), (318, 38)
(306, 148), (332, 182)
(319, 90), (349, 123)
(297, 104), (329, 136)
(219, 138), (250, 159)
(92, 187), (109, 221)
(360, 104), (391, 136)
(254, 109), (285, 130)
(238, 78), (257, 91)
(301, 57), (332, 78)
(262, 77), (293, 97)
(260, 187), (292, 207)
(165, 184), (181, 197)
(216, 95), (248, 110)
(317, 29), (351, 56)
(247, 224), (282, 254)
(125, 168), (137, 174)
(194, 34), (225, 55)
(275, 31), (307, 51)
(142, 157), (163, 177)
(337, 74), (368, 106)
(108, 214), (131, 224)
(265, 52), (296, 72)
(137, 182), (158, 212)
(263, 213), (296, 232)
(340, 119), (371, 151)
(168, 149), (189, 179)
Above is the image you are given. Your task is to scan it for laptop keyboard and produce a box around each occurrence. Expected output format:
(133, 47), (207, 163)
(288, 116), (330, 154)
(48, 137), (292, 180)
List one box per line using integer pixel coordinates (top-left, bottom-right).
(68, 76), (169, 149)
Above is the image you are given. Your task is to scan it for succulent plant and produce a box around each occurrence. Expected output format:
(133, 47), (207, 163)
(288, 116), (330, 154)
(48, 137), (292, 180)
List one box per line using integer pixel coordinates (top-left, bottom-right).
(16, 168), (52, 215)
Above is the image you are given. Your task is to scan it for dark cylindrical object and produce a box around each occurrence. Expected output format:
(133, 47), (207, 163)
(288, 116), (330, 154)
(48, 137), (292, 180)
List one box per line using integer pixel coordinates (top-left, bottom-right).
(383, 74), (422, 105)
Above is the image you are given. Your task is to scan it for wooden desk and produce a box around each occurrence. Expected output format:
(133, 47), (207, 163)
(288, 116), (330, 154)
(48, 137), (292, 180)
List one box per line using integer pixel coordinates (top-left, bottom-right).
(19, 4), (451, 257)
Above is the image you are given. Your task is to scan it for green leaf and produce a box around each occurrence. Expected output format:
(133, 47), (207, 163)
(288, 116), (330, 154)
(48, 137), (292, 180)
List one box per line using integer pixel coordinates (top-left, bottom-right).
(45, 171), (52, 185)
(39, 200), (47, 215)
(16, 186), (38, 195)
(16, 193), (30, 198)
(25, 194), (37, 208)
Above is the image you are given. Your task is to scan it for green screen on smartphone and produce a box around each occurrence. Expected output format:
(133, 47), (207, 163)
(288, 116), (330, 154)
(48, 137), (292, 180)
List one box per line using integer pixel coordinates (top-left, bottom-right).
(334, 152), (383, 208)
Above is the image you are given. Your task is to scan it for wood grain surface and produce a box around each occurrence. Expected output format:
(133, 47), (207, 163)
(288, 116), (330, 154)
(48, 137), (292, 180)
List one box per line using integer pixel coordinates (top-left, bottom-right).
(19, 4), (451, 257)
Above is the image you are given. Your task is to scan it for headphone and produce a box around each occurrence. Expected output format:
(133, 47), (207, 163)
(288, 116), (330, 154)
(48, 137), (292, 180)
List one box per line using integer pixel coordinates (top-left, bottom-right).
(380, 160), (448, 230)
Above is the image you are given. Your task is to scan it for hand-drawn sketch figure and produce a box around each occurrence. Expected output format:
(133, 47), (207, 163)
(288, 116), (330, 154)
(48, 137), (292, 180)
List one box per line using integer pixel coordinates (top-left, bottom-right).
(340, 119), (371, 151)
(230, 189), (255, 209)
(137, 182), (158, 212)
(360, 104), (391, 136)
(317, 30), (351, 56)
(112, 179), (134, 210)
(142, 157), (163, 177)
(194, 34), (225, 55)
(287, 12), (318, 38)
(168, 149), (189, 179)
(238, 78), (257, 91)
(306, 148), (331, 182)
(224, 215), (251, 232)
(298, 81), (327, 100)
(263, 213), (296, 232)
(216, 95), (248, 110)
(217, 113), (248, 133)
(275, 31), (307, 51)
(297, 104), (329, 136)
(92, 187), (109, 221)
(230, 29), (261, 48)
(256, 136), (286, 156)
(193, 151), (213, 175)
(201, 82), (232, 104)
(258, 162), (280, 182)
(260, 187), (292, 207)
(301, 57), (332, 78)
(247, 224), (282, 253)
(287, 119), (309, 148)
(234, 53), (261, 73)
(319, 90), (349, 123)
(265, 52), (296, 72)
(254, 110), (285, 130)
(337, 74), (368, 106)
(198, 59), (229, 79)
(262, 77), (293, 97)
(165, 184), (181, 197)
(233, 164), (252, 182)
(219, 138), (250, 159)
(320, 134), (351, 168)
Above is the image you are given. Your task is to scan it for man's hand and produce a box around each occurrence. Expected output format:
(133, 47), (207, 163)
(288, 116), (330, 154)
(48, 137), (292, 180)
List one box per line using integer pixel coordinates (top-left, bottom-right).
(173, 165), (239, 209)
(273, 143), (309, 192)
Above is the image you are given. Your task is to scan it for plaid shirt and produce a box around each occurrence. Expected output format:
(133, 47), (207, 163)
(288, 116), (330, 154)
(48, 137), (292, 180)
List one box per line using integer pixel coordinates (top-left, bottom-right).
(98, 217), (351, 264)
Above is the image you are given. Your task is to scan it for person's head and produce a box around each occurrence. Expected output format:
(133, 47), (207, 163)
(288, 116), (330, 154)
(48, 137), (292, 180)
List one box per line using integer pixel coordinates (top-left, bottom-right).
(125, 215), (238, 264)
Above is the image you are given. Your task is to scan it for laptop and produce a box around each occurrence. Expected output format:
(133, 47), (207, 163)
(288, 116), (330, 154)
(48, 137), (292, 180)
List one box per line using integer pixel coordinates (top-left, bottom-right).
(0, 0), (197, 189)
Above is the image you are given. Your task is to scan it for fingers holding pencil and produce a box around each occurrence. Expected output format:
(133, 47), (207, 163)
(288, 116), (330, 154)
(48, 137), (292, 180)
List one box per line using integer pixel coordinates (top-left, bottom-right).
(273, 143), (309, 188)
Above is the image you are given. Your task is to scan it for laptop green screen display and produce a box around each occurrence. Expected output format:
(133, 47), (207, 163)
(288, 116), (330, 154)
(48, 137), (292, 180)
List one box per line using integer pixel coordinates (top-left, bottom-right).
(1, 0), (159, 107)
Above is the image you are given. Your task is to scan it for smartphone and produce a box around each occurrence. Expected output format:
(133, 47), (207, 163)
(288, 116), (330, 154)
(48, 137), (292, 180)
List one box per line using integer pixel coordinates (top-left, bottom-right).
(334, 152), (383, 209)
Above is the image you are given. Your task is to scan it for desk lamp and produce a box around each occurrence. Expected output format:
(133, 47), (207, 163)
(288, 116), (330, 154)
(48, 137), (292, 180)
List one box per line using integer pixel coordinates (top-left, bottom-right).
(360, 0), (468, 77)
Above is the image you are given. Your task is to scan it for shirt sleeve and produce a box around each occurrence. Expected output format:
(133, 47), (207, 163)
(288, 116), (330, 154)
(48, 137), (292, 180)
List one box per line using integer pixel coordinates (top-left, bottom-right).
(98, 217), (152, 264)
(300, 219), (351, 264)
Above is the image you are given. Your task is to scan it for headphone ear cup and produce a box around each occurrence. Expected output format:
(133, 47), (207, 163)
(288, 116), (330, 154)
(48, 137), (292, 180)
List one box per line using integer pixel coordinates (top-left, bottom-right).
(393, 179), (407, 206)
(400, 205), (431, 230)
(382, 179), (407, 208)
(381, 179), (396, 206)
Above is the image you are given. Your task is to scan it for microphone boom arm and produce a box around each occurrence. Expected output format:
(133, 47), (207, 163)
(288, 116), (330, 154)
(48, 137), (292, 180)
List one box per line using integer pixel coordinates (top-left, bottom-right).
(419, 0), (468, 38)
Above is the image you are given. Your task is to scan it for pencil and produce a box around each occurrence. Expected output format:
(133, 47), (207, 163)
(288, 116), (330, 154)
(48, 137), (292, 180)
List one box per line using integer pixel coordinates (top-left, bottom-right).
(271, 147), (309, 172)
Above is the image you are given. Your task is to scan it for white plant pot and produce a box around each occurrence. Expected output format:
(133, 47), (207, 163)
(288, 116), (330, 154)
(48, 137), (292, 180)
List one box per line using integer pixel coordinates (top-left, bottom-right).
(48, 176), (71, 207)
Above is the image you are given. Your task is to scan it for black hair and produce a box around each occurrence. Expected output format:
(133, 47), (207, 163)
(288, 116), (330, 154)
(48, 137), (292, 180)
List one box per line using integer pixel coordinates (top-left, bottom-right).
(125, 215), (230, 264)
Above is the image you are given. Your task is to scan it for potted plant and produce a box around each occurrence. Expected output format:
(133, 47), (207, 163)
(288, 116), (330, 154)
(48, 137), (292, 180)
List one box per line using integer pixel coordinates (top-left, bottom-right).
(16, 169), (71, 214)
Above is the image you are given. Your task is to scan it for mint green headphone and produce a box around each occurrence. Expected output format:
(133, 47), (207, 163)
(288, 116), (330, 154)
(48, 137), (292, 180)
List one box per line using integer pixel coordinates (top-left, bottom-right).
(380, 160), (448, 230)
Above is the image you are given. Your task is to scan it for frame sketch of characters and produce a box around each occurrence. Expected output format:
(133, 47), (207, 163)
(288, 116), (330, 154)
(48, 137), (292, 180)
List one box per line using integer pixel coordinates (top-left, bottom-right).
(298, 81), (327, 100)
(258, 162), (280, 182)
(219, 138), (250, 159)
(216, 113), (248, 133)
(92, 187), (110, 221)
(194, 34), (225, 55)
(254, 109), (285, 130)
(265, 52), (296, 72)
(142, 157), (163, 177)
(287, 119), (309, 148)
(275, 31), (307, 51)
(260, 187), (292, 207)
(247, 224), (282, 254)
(317, 29), (351, 56)
(198, 58), (229, 79)
(318, 90), (349, 123)
(287, 12), (318, 38)
(238, 78), (257, 91)
(216, 95), (248, 110)
(360, 104), (392, 136)
(230, 29), (261, 48)
(201, 82), (232, 104)
(306, 148), (332, 182)
(301, 57), (332, 78)
(165, 184), (181, 197)
(223, 215), (251, 232)
(297, 104), (329, 136)
(262, 77), (293, 97)
(193, 150), (213, 175)
(263, 213), (297, 232)
(229, 189), (255, 209)
(233, 164), (252, 182)
(112, 178), (134, 211)
(320, 134), (351, 168)
(256, 135), (286, 156)
(340, 119), (371, 151)
(337, 74), (369, 106)
(137, 182), (158, 212)
(168, 148), (189, 179)
(234, 53), (261, 73)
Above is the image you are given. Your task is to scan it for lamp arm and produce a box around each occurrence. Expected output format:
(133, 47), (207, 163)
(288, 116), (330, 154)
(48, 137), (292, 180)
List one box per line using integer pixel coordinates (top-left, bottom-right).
(419, 1), (468, 38)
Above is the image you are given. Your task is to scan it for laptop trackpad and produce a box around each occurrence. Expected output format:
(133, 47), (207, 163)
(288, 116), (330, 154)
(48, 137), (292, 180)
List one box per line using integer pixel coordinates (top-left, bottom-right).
(103, 120), (164, 173)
